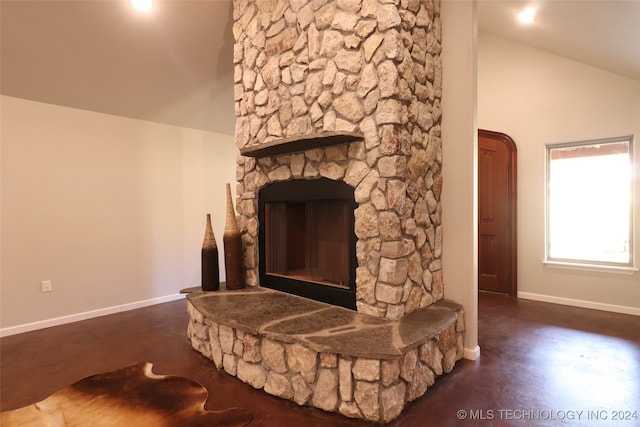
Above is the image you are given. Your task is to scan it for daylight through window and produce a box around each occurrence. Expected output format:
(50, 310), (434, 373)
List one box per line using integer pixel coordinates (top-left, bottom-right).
(546, 136), (634, 268)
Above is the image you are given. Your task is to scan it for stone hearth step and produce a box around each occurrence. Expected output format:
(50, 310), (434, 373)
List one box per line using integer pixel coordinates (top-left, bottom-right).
(184, 287), (465, 423)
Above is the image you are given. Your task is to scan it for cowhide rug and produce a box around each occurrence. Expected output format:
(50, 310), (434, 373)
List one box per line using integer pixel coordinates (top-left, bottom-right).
(0, 362), (252, 426)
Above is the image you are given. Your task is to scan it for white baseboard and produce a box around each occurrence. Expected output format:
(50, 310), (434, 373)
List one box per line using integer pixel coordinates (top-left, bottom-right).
(0, 293), (185, 338)
(517, 292), (640, 316)
(463, 345), (480, 360)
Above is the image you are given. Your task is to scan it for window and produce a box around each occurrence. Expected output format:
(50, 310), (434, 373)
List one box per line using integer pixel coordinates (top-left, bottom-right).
(545, 136), (635, 271)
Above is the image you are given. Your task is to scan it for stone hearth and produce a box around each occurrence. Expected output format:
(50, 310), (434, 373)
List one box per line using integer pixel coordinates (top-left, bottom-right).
(185, 287), (464, 423)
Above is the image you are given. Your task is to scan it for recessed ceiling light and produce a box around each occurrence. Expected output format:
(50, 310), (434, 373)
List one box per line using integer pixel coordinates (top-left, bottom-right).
(517, 6), (536, 24)
(131, 0), (153, 12)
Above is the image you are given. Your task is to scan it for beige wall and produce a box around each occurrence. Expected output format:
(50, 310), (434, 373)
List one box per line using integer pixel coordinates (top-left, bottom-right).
(478, 32), (640, 314)
(441, 0), (479, 359)
(1, 96), (237, 333)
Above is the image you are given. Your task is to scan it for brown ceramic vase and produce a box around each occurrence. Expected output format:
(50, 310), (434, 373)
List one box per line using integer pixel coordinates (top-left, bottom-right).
(223, 183), (244, 290)
(201, 213), (220, 291)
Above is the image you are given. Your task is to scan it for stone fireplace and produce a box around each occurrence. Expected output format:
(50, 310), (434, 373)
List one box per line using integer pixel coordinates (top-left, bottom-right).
(185, 0), (464, 422)
(234, 0), (444, 321)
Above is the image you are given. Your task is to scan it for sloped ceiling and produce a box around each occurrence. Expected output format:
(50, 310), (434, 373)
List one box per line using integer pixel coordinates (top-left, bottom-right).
(1, 0), (638, 134)
(478, 0), (640, 83)
(1, 0), (236, 134)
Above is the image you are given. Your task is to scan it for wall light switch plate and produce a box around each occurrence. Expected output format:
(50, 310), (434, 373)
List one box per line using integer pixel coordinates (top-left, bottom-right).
(41, 280), (52, 292)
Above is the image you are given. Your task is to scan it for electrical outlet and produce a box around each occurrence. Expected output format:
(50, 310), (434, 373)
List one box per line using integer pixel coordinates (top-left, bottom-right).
(41, 280), (52, 293)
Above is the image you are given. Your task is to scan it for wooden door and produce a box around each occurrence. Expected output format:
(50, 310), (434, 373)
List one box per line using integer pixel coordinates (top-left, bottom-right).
(478, 129), (517, 295)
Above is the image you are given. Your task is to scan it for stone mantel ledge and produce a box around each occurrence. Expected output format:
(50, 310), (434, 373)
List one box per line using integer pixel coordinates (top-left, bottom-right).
(186, 287), (462, 360)
(239, 131), (364, 158)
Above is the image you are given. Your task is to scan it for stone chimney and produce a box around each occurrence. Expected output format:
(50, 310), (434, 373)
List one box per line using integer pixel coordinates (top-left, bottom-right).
(232, 0), (443, 320)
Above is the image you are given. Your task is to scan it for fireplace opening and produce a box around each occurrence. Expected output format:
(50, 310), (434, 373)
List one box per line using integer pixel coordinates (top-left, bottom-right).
(258, 178), (357, 309)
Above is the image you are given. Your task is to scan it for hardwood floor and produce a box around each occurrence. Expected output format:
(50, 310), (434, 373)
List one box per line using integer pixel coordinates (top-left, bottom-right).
(1, 292), (639, 426)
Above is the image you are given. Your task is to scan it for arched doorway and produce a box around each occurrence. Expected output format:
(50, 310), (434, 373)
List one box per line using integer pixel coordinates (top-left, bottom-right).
(478, 129), (517, 296)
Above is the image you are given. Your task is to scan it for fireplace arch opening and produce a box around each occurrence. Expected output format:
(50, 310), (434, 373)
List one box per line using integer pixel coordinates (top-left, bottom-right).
(258, 178), (357, 309)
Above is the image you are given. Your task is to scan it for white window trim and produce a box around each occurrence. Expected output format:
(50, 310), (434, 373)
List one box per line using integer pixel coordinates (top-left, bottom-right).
(542, 260), (638, 275)
(544, 135), (636, 273)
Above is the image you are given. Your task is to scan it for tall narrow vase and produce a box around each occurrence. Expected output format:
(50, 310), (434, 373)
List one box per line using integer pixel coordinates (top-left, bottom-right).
(201, 213), (220, 291)
(223, 183), (244, 290)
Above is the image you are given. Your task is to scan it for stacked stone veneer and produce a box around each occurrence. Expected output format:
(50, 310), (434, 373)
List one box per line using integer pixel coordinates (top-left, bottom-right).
(187, 298), (464, 423)
(233, 0), (444, 321)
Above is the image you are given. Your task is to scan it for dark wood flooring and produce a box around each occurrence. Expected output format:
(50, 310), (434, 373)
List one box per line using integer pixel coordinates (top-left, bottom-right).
(1, 292), (639, 426)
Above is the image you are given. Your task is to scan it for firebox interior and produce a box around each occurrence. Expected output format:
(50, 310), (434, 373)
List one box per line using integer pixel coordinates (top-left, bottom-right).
(259, 178), (357, 309)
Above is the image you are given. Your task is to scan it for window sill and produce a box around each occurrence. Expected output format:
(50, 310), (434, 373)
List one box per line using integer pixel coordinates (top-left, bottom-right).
(543, 260), (638, 275)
